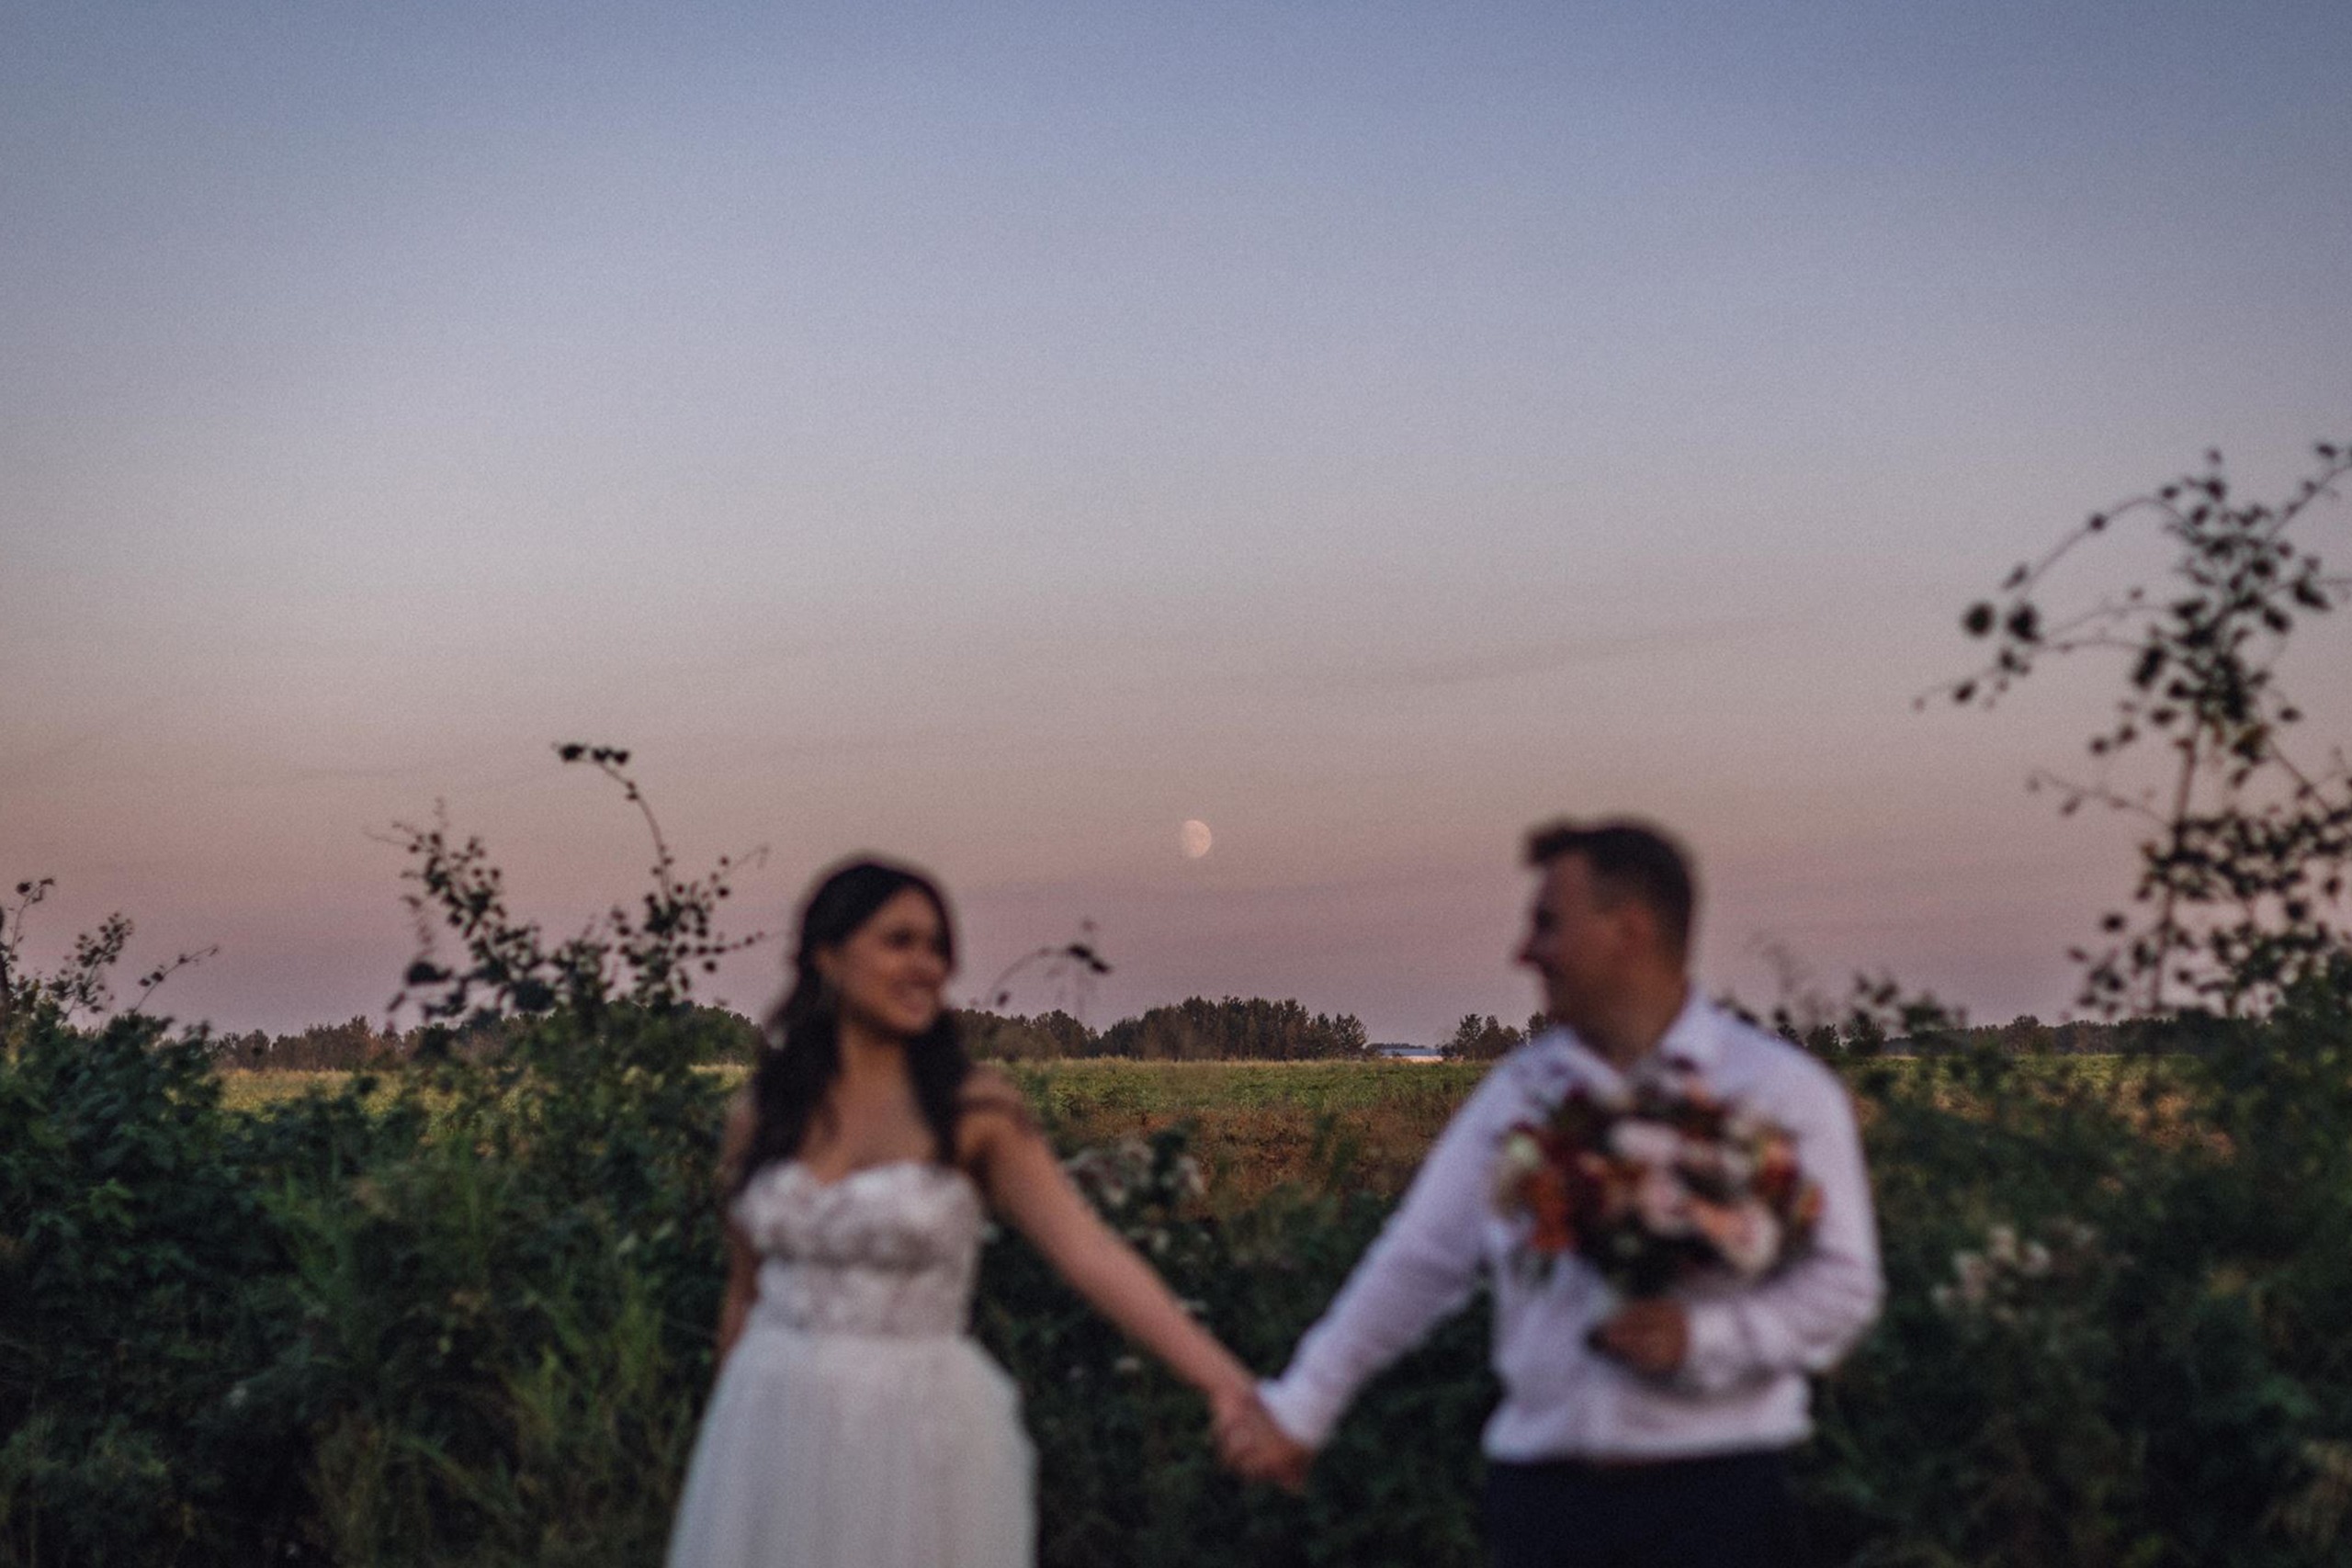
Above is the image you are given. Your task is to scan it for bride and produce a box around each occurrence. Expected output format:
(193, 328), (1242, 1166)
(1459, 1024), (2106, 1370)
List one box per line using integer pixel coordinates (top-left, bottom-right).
(666, 858), (1261, 1568)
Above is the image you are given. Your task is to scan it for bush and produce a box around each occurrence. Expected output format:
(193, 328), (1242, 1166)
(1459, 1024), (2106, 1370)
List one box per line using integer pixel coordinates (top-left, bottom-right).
(6, 957), (2352, 1564)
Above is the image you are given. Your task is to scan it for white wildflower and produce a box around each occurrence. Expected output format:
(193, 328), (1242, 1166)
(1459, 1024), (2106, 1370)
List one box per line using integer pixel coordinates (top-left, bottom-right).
(1953, 1250), (1992, 1308)
(1609, 1119), (1683, 1167)
(1493, 1130), (1547, 1208)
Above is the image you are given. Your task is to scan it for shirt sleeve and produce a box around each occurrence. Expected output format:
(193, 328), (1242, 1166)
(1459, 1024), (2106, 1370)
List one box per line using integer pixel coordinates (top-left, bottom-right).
(1678, 1065), (1883, 1395)
(1257, 1061), (1524, 1450)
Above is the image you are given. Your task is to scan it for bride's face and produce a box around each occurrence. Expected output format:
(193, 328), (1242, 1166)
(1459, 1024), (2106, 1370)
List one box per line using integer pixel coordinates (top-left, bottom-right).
(821, 887), (951, 1040)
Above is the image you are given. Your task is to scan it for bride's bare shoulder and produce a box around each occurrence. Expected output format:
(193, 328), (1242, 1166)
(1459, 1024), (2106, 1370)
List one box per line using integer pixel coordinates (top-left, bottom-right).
(958, 1064), (1038, 1122)
(718, 1089), (759, 1183)
(956, 1065), (1042, 1157)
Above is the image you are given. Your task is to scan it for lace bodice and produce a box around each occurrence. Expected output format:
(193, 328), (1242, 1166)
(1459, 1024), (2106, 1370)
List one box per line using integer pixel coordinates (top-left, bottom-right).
(731, 1160), (985, 1339)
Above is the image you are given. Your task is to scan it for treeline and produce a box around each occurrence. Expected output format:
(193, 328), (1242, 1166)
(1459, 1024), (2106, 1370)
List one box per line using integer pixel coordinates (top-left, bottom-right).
(1442, 1010), (2165, 1065)
(212, 1016), (416, 1070)
(213, 1003), (2169, 1073)
(1933, 1015), (2154, 1055)
(959, 997), (1370, 1062)
(216, 997), (1370, 1069)
(210, 1006), (763, 1070)
(1437, 1012), (1549, 1061)
(1797, 1013), (2175, 1059)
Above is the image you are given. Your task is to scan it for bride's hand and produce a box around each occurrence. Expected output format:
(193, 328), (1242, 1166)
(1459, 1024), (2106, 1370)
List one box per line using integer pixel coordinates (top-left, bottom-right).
(1212, 1386), (1313, 1493)
(1207, 1380), (1261, 1457)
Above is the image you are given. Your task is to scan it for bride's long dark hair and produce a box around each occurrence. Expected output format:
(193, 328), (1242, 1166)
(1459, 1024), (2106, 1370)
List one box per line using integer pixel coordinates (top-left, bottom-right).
(732, 858), (974, 1195)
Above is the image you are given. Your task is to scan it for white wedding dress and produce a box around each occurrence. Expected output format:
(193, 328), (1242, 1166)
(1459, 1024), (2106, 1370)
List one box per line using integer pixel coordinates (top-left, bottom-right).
(666, 1160), (1035, 1568)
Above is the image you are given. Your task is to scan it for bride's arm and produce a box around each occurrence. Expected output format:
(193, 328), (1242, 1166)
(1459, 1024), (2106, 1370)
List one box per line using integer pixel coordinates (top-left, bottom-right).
(960, 1071), (1256, 1413)
(716, 1224), (758, 1366)
(714, 1092), (760, 1367)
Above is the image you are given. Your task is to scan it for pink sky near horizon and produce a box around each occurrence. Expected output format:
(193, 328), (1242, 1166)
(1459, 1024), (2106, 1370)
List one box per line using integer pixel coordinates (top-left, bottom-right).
(6, 3), (2348, 1043)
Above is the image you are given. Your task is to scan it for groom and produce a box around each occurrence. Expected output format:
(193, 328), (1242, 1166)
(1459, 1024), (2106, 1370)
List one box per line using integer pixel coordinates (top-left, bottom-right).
(1220, 820), (1882, 1568)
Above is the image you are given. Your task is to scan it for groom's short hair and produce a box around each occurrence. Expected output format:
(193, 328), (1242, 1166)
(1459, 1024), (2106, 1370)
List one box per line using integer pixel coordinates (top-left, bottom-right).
(1522, 818), (1697, 960)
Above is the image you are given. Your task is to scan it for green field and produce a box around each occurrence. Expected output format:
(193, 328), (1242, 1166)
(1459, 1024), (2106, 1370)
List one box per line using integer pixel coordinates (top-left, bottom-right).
(216, 1053), (2142, 1115)
(215, 1057), (1493, 1201)
(221, 1056), (1484, 1106)
(215, 1052), (2154, 1204)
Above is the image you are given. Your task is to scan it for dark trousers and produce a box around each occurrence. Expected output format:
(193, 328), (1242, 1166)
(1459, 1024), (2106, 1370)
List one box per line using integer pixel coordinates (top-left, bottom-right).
(1486, 1450), (1806, 1568)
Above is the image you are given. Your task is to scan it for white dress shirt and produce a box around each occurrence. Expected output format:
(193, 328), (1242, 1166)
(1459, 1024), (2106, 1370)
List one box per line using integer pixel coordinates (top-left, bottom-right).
(1259, 995), (1883, 1462)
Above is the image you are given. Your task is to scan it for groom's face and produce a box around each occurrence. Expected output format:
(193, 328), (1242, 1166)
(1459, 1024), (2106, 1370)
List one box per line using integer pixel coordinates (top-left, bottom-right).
(1519, 853), (1638, 1028)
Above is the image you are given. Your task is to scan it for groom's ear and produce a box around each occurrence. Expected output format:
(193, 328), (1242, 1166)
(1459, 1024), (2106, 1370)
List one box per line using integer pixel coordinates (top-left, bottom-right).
(1611, 895), (1668, 964)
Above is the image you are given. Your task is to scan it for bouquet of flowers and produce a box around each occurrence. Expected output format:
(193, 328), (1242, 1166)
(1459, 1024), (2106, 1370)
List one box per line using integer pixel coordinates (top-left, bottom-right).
(1492, 1072), (1822, 1297)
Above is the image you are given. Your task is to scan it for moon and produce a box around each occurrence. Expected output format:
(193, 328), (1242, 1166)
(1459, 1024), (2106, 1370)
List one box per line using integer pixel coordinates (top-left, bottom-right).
(1180, 819), (1214, 859)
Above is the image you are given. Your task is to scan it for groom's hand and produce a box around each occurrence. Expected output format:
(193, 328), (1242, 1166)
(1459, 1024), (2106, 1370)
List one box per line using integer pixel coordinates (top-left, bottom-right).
(1212, 1388), (1313, 1492)
(1591, 1298), (1689, 1377)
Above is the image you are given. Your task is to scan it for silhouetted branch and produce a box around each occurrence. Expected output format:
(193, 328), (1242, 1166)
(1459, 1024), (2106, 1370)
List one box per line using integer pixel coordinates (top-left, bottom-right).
(1949, 441), (2352, 1015)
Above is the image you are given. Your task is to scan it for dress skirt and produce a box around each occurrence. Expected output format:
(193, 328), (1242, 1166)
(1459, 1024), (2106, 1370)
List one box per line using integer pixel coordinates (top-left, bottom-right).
(666, 1322), (1035, 1568)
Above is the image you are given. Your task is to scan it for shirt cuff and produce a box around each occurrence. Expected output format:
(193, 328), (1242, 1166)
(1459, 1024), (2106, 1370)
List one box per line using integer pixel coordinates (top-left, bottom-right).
(1678, 1299), (1751, 1395)
(1258, 1374), (1340, 1451)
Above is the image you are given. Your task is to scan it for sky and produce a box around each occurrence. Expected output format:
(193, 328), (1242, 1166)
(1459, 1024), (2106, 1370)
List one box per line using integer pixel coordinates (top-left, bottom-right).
(5, 1), (2348, 1043)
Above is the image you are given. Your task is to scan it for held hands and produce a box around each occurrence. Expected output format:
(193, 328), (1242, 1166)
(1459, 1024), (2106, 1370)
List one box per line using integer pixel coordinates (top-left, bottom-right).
(1201, 1301), (1685, 1495)
(1208, 1382), (1313, 1493)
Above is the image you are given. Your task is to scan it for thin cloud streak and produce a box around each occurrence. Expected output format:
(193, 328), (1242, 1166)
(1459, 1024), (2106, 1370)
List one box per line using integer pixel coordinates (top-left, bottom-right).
(1315, 618), (1795, 694)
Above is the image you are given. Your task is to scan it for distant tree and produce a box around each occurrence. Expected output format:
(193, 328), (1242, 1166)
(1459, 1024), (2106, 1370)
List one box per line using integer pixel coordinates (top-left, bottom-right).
(1845, 1012), (1888, 1058)
(1998, 1014), (2052, 1055)
(211, 1028), (273, 1066)
(260, 1015), (401, 1071)
(956, 1008), (1097, 1062)
(1440, 1013), (1523, 1062)
(1093, 997), (1369, 1061)
(1323, 1010), (1371, 1059)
